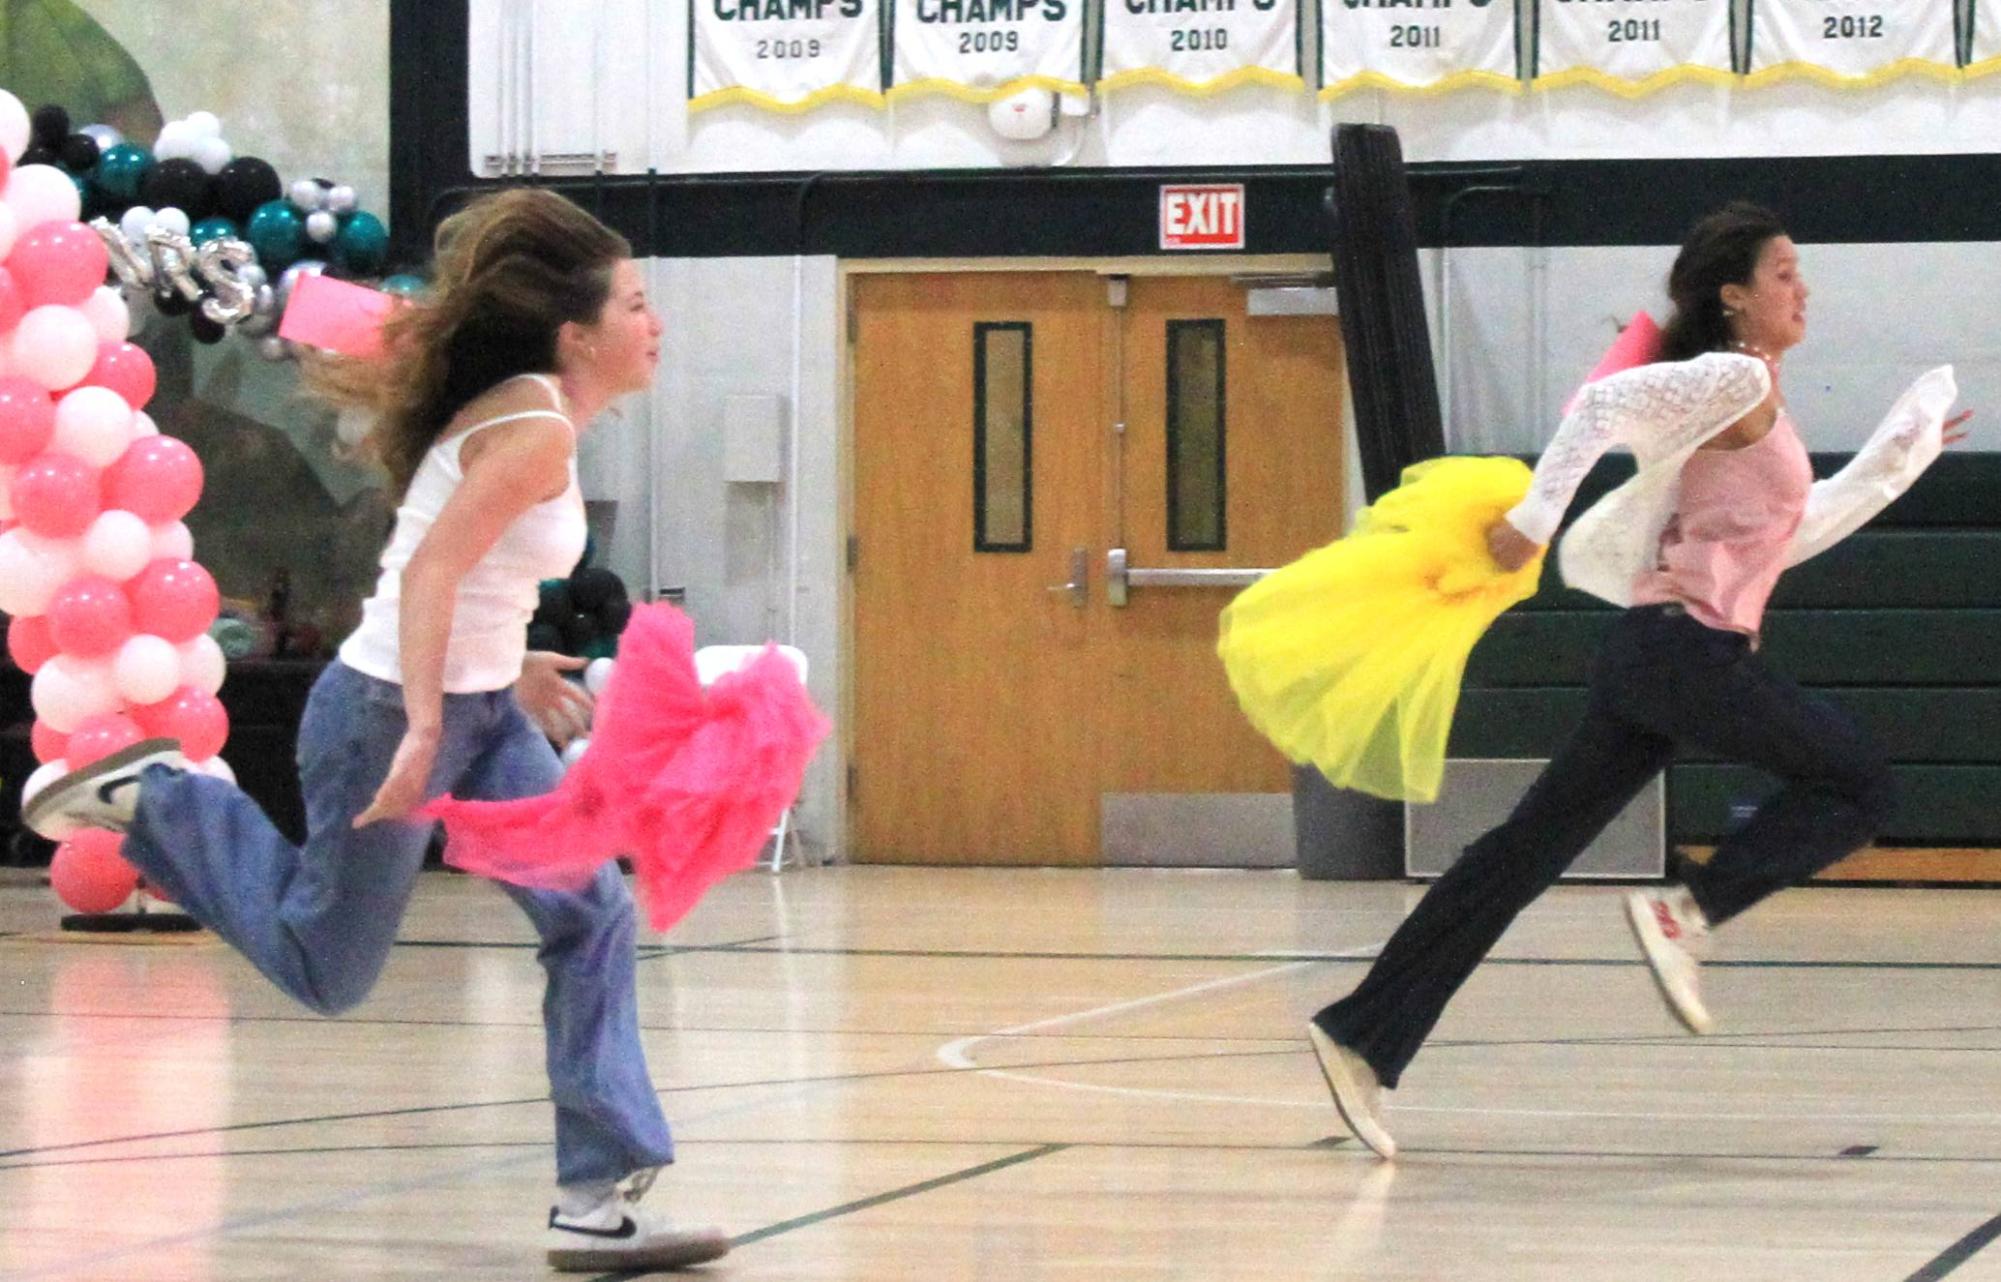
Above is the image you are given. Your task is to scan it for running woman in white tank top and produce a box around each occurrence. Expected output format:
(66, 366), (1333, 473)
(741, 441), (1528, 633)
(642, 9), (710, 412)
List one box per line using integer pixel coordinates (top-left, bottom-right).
(21, 189), (727, 1272)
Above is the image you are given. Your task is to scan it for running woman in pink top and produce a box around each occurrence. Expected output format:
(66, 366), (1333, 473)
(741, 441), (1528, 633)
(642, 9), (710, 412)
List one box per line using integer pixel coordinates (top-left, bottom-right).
(1306, 203), (1972, 1160)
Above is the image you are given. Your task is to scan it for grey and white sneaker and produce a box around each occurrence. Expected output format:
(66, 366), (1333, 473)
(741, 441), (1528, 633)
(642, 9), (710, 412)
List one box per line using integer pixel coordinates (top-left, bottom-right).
(1624, 887), (1715, 1035)
(545, 1168), (730, 1272)
(22, 739), (189, 842)
(1307, 1022), (1397, 1159)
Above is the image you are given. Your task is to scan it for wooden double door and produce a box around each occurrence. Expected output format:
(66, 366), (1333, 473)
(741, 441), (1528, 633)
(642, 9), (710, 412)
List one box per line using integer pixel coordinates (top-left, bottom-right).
(851, 271), (1345, 864)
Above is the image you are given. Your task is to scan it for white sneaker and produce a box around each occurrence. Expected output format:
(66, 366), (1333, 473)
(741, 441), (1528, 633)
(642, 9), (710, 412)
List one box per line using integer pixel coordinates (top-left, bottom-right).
(545, 1170), (730, 1272)
(1307, 1022), (1397, 1159)
(1624, 888), (1715, 1035)
(22, 739), (190, 841)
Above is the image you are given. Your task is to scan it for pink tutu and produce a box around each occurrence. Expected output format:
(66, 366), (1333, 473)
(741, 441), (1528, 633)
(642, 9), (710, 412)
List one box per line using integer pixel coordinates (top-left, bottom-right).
(420, 605), (829, 930)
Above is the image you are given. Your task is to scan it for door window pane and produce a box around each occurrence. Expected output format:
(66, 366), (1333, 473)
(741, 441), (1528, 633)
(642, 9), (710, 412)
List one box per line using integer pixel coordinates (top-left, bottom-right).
(1167, 319), (1226, 551)
(974, 322), (1032, 552)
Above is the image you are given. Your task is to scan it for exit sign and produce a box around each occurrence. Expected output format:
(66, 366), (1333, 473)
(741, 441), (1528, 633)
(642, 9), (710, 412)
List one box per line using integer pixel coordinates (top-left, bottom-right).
(1159, 184), (1245, 250)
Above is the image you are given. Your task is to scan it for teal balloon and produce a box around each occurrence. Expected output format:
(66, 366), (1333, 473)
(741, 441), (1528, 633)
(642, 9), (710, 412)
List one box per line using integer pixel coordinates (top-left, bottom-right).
(246, 199), (305, 271)
(379, 272), (426, 298)
(93, 142), (153, 203)
(332, 210), (389, 276)
(190, 216), (240, 247)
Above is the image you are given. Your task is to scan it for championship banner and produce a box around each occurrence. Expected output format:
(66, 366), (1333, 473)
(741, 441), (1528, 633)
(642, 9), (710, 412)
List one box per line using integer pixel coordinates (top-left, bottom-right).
(1320, 0), (1520, 96)
(690, 0), (886, 113)
(1099, 0), (1305, 96)
(888, 0), (1089, 100)
(1744, 0), (1957, 86)
(1531, 0), (1735, 94)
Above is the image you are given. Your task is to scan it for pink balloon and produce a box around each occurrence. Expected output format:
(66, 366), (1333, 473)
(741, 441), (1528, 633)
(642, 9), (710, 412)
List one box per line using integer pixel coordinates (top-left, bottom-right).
(9, 451), (99, 537)
(8, 221), (108, 309)
(0, 264), (22, 333)
(0, 375), (55, 464)
(50, 828), (138, 914)
(7, 611), (55, 672)
(29, 718), (67, 764)
(84, 342), (156, 410)
(134, 684), (227, 761)
(46, 573), (133, 657)
(127, 558), (218, 642)
(65, 710), (144, 768)
(103, 436), (202, 524)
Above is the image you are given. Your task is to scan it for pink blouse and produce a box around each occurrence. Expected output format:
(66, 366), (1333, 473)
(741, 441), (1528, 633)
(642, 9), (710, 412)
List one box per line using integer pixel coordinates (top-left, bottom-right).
(1630, 411), (1814, 638)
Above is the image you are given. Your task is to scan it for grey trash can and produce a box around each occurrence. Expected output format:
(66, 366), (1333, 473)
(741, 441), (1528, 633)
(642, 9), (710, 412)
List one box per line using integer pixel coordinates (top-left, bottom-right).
(1292, 765), (1404, 880)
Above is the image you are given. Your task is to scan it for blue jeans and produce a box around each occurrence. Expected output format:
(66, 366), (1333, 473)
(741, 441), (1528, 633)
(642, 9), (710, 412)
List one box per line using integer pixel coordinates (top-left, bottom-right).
(119, 660), (674, 1185)
(1317, 603), (1896, 1088)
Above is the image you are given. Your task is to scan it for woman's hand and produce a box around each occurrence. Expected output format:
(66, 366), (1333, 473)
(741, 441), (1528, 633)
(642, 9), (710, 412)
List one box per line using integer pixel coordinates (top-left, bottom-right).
(1486, 519), (1543, 573)
(517, 651), (593, 746)
(353, 726), (441, 828)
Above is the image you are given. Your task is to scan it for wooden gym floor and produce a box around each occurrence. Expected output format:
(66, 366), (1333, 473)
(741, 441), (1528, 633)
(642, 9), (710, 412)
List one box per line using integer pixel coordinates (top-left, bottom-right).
(5, 865), (2001, 1281)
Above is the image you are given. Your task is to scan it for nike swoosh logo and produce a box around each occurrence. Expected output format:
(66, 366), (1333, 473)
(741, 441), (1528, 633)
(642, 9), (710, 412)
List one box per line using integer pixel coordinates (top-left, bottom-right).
(550, 1216), (637, 1241)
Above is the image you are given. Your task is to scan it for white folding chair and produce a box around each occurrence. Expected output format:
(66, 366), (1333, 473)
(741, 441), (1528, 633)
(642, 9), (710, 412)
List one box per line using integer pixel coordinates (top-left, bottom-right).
(692, 643), (811, 871)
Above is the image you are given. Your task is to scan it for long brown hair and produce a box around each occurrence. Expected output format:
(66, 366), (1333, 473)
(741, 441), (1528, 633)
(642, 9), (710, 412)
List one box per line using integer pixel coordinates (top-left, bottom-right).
(1658, 201), (1788, 363)
(309, 188), (631, 498)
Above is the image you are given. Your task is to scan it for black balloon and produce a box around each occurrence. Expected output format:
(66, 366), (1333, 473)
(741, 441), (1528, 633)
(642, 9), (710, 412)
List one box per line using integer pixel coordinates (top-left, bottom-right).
(211, 155), (282, 225)
(154, 289), (193, 317)
(535, 581), (574, 628)
(17, 144), (55, 168)
(568, 567), (625, 613)
(527, 622), (564, 652)
(29, 104), (69, 148)
(60, 133), (100, 173)
(561, 611), (597, 653)
(189, 311), (227, 345)
(598, 597), (633, 637)
(139, 158), (215, 221)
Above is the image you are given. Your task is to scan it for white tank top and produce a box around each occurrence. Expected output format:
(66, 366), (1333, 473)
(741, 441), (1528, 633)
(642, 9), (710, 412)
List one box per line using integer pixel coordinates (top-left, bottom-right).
(339, 374), (589, 693)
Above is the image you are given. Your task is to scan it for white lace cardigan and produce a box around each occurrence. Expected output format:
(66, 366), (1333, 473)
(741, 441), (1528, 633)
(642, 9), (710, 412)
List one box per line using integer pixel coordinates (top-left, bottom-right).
(1503, 352), (1960, 606)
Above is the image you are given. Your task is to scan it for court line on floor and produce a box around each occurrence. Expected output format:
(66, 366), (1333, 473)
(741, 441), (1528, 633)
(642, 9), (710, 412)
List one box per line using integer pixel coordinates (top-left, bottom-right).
(1904, 1211), (2001, 1280)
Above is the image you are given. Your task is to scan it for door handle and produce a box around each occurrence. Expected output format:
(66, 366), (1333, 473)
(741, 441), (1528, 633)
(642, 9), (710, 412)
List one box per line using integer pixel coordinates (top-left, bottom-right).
(1105, 547), (1272, 607)
(1047, 547), (1088, 609)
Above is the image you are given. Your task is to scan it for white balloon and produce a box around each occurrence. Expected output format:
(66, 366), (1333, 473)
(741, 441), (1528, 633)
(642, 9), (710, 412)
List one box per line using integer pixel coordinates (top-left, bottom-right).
(0, 91), (29, 163)
(32, 655), (121, 733)
(3, 164), (81, 232)
(0, 527), (80, 616)
(21, 759), (69, 811)
(112, 633), (181, 706)
(9, 306), (100, 391)
(289, 179), (326, 212)
(150, 207), (191, 238)
(153, 122), (195, 162)
(79, 124), (123, 151)
(0, 203), (18, 264)
(198, 755), (235, 784)
(560, 737), (591, 769)
(177, 633), (226, 695)
(80, 286), (130, 345)
(326, 184), (359, 216)
(80, 509), (152, 581)
(53, 386), (135, 468)
(584, 658), (616, 695)
(130, 410), (159, 438)
(147, 520), (192, 561)
(191, 137), (233, 176)
(184, 111), (223, 140)
(305, 210), (338, 244)
(119, 205), (155, 244)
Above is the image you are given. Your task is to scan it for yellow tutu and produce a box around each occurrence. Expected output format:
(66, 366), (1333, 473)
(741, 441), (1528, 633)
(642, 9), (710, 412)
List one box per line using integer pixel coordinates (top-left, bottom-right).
(1217, 456), (1547, 804)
